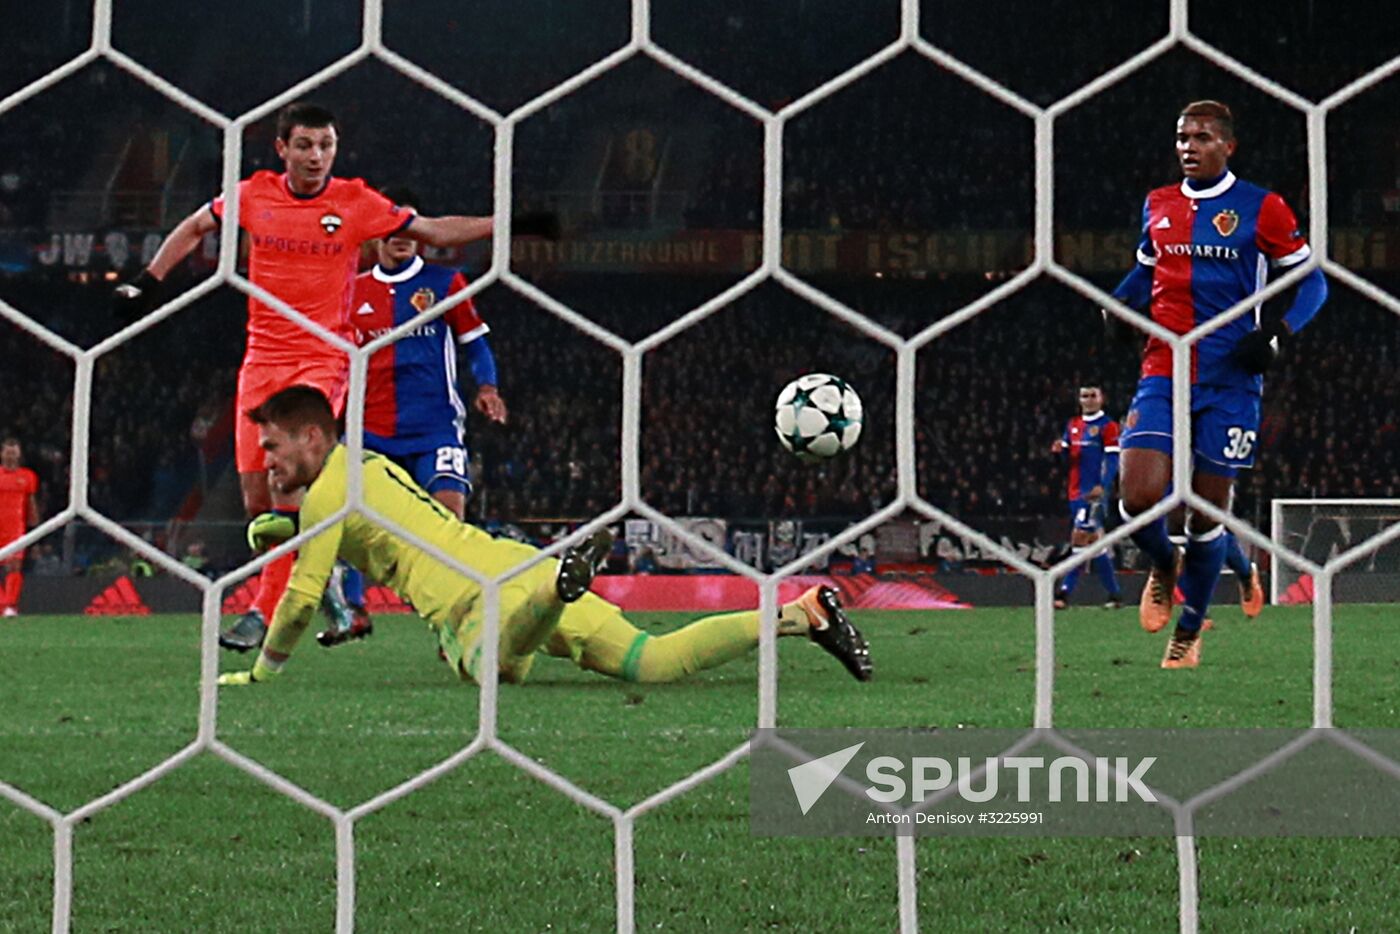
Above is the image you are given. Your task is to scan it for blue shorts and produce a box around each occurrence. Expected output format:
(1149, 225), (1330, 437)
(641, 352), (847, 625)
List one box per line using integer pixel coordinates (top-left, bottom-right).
(1069, 498), (1104, 533)
(1120, 377), (1261, 478)
(369, 440), (472, 498)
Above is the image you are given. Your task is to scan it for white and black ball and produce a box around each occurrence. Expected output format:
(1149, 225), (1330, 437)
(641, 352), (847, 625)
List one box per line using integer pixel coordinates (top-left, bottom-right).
(774, 373), (863, 461)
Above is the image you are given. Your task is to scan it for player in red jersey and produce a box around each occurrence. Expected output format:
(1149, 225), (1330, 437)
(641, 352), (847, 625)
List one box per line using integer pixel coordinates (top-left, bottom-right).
(114, 102), (548, 652)
(0, 437), (40, 617)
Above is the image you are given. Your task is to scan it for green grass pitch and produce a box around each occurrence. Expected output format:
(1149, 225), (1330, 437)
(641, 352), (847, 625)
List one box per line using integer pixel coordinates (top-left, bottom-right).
(2, 603), (1398, 931)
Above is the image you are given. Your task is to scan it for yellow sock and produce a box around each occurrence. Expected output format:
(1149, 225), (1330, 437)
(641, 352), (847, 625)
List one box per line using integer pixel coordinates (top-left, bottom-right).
(625, 610), (758, 683)
(569, 603), (814, 683)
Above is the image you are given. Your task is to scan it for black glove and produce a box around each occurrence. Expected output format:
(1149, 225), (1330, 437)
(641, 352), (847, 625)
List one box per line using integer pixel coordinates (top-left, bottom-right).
(1233, 318), (1289, 374)
(112, 269), (167, 325)
(513, 211), (561, 240)
(1101, 308), (1142, 349)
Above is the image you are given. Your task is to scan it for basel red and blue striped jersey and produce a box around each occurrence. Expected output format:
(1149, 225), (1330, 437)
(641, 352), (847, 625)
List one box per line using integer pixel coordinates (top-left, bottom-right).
(352, 256), (488, 454)
(1062, 412), (1119, 500)
(1134, 172), (1310, 392)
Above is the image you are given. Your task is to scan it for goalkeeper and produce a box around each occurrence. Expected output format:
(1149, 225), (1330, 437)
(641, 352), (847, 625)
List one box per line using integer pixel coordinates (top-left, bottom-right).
(219, 386), (872, 687)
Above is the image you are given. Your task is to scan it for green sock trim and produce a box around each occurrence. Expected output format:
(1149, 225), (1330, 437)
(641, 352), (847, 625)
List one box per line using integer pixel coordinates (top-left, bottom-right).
(620, 631), (651, 683)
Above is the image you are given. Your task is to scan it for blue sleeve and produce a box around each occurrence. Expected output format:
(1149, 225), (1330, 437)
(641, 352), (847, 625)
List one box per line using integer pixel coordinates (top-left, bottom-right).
(461, 334), (498, 387)
(1102, 449), (1119, 492)
(1111, 263), (1154, 310)
(1133, 197), (1155, 263)
(1111, 196), (1156, 310)
(1282, 266), (1328, 335)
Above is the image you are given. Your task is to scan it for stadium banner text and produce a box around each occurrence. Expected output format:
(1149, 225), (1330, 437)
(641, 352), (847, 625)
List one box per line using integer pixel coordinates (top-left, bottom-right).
(619, 517), (1062, 571)
(8, 227), (1396, 275)
(750, 729), (1400, 837)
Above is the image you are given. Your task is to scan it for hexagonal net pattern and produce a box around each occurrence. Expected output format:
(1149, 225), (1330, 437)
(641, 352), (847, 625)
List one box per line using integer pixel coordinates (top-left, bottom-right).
(3, 1), (1400, 932)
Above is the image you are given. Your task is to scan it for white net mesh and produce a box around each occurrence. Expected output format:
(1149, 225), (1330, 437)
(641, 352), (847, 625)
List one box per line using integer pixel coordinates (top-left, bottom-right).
(2, 1), (1399, 932)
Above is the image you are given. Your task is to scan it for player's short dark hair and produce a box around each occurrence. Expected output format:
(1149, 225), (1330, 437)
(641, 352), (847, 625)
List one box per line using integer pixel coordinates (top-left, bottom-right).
(0, 436), (19, 447)
(1179, 100), (1234, 139)
(247, 385), (337, 436)
(379, 185), (420, 211)
(276, 102), (337, 142)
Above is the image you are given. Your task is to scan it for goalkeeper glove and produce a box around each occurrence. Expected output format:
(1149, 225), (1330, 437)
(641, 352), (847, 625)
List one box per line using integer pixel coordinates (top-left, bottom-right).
(111, 269), (168, 325)
(513, 211), (561, 240)
(247, 510), (298, 552)
(1233, 319), (1289, 374)
(217, 657), (281, 686)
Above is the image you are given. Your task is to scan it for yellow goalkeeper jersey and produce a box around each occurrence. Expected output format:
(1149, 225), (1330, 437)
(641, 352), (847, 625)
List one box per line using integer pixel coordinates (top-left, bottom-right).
(268, 444), (547, 652)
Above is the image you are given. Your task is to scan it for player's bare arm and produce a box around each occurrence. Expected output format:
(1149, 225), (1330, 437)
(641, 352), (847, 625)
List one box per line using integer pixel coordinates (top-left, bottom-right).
(404, 208), (562, 247)
(148, 206), (220, 280)
(111, 206), (219, 321)
(402, 214), (495, 248)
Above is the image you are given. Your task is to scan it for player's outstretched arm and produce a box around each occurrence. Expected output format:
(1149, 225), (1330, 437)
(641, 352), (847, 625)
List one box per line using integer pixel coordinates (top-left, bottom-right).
(219, 508), (342, 686)
(148, 207), (219, 280)
(112, 207), (219, 323)
(403, 214), (494, 248)
(217, 594), (317, 686)
(404, 210), (561, 248)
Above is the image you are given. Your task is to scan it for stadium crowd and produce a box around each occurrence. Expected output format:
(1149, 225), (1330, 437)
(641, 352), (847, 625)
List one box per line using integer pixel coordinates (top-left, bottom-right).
(6, 272), (1395, 559)
(3, 4), (1398, 237)
(2, 5), (1399, 572)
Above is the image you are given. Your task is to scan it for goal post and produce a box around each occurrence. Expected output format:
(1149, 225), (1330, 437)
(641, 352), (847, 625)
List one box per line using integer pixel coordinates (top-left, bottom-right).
(1270, 499), (1400, 605)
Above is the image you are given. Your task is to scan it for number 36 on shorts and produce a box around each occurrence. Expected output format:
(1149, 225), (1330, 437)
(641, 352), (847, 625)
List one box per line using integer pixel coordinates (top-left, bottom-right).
(1222, 427), (1255, 460)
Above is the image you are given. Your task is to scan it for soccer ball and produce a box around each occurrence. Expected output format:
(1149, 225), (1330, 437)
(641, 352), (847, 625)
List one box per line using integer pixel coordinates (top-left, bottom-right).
(774, 373), (863, 461)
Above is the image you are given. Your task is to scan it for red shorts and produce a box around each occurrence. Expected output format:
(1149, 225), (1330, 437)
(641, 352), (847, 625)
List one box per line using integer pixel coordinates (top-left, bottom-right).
(235, 356), (348, 473)
(0, 526), (25, 564)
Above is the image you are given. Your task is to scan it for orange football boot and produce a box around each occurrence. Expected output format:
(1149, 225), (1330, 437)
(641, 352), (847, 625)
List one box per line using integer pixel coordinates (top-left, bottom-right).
(1139, 550), (1181, 634)
(1240, 562), (1264, 619)
(1161, 626), (1202, 669)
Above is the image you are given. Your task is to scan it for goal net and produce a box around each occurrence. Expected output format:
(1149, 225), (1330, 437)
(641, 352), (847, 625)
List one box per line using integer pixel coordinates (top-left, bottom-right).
(1270, 500), (1400, 605)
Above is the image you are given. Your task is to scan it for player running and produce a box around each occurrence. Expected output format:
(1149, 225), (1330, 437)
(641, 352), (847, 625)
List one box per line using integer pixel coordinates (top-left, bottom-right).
(113, 102), (550, 654)
(1050, 385), (1123, 610)
(315, 185), (509, 647)
(218, 387), (872, 687)
(1109, 101), (1326, 668)
(1164, 506), (1264, 621)
(0, 437), (40, 617)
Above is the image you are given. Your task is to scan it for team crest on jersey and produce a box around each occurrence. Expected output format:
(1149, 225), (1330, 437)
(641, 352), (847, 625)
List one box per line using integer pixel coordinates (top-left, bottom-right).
(319, 212), (343, 235)
(1088, 425), (1099, 437)
(410, 288), (437, 313)
(1211, 209), (1239, 237)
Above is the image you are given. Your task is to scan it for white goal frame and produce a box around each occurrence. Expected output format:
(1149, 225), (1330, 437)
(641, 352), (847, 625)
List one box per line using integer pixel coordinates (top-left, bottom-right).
(1270, 499), (1400, 605)
(2, 2), (1400, 933)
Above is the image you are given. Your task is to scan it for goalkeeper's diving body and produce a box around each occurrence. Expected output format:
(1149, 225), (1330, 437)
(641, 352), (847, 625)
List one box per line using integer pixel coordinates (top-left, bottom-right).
(218, 386), (873, 687)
